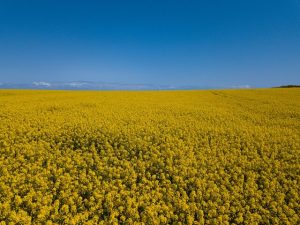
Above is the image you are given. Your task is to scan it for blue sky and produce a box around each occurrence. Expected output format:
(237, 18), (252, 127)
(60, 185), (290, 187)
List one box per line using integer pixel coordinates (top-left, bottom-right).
(0, 0), (299, 88)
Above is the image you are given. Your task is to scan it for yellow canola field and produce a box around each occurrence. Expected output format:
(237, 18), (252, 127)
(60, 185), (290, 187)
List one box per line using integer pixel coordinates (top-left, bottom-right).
(0, 89), (299, 225)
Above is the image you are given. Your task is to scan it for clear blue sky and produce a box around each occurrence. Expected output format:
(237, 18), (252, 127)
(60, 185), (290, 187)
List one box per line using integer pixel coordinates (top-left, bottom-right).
(0, 0), (299, 87)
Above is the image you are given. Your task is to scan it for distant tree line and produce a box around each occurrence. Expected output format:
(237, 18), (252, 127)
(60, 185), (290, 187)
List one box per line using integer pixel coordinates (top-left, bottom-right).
(274, 85), (300, 88)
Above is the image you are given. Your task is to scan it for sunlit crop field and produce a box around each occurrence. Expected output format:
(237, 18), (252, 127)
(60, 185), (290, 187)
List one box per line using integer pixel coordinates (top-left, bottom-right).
(0, 89), (299, 224)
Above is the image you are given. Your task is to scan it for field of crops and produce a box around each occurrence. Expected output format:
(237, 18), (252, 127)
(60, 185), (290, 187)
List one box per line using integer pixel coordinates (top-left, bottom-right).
(0, 89), (299, 224)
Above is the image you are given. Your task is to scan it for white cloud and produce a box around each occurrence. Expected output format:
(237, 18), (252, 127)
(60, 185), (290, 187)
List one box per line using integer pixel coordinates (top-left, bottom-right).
(33, 81), (51, 87)
(231, 85), (251, 89)
(67, 82), (86, 87)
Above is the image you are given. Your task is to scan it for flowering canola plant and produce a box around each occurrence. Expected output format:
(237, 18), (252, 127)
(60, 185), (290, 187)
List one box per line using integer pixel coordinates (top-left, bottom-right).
(0, 89), (299, 224)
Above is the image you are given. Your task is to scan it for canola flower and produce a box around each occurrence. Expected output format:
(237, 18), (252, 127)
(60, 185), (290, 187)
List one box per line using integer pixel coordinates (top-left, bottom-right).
(0, 88), (299, 224)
